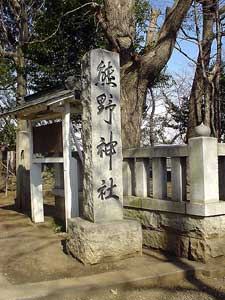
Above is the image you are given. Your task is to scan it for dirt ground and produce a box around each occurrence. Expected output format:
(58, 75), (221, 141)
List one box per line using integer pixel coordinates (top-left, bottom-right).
(0, 191), (149, 285)
(1, 192), (225, 300)
(76, 276), (225, 300)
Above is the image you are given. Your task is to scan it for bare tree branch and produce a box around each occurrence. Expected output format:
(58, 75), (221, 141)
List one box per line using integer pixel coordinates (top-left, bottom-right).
(174, 43), (197, 64)
(145, 9), (161, 48)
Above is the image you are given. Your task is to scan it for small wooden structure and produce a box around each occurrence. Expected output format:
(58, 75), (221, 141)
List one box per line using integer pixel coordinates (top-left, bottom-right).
(0, 85), (82, 228)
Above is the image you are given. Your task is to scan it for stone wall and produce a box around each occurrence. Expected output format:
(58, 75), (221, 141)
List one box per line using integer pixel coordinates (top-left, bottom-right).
(124, 207), (225, 262)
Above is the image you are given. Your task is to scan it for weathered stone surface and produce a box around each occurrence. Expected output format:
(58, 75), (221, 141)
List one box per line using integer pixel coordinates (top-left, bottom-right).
(143, 230), (189, 258)
(124, 208), (225, 239)
(67, 218), (142, 264)
(124, 207), (225, 261)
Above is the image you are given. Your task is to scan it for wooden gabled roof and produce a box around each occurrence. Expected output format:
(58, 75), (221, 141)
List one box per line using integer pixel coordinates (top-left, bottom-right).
(0, 86), (82, 121)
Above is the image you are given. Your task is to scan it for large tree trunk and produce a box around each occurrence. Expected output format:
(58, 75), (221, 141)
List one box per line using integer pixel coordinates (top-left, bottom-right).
(120, 64), (148, 148)
(99, 0), (193, 148)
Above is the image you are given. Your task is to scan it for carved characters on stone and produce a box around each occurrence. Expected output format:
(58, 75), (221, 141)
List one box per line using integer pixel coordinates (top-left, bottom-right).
(95, 60), (117, 87)
(97, 177), (119, 201)
(96, 93), (117, 125)
(95, 56), (120, 203)
(96, 132), (117, 170)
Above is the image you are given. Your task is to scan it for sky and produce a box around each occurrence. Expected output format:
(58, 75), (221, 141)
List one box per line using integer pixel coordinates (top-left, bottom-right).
(167, 41), (198, 75)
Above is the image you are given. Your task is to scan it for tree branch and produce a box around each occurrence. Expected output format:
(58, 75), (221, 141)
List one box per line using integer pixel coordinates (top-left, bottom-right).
(156, 0), (193, 45)
(141, 0), (193, 80)
(174, 43), (197, 64)
(145, 9), (160, 48)
(0, 46), (17, 60)
(28, 2), (98, 45)
(180, 26), (198, 42)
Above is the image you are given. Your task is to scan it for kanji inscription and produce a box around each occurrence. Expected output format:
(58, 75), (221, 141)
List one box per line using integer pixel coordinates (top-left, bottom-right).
(82, 49), (123, 222)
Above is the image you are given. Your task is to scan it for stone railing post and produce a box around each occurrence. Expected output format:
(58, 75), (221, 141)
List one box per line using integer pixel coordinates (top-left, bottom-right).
(171, 157), (186, 201)
(123, 159), (133, 196)
(152, 157), (167, 199)
(135, 158), (150, 197)
(189, 136), (219, 203)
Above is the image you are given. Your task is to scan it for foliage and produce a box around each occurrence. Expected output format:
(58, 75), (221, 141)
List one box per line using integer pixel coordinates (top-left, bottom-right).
(0, 59), (16, 150)
(0, 119), (16, 150)
(134, 0), (152, 51)
(27, 0), (103, 92)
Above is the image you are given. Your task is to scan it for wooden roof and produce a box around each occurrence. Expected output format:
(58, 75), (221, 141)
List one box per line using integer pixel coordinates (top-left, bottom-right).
(0, 87), (82, 121)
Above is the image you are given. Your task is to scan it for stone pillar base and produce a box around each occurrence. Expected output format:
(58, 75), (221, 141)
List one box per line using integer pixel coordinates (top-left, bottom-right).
(67, 218), (142, 264)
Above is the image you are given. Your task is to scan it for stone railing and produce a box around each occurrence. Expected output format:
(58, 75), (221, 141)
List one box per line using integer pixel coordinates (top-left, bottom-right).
(123, 137), (225, 217)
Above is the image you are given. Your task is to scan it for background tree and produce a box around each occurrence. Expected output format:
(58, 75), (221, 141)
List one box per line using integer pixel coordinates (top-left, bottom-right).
(0, 0), (101, 210)
(173, 0), (225, 140)
(141, 73), (191, 145)
(27, 0), (103, 92)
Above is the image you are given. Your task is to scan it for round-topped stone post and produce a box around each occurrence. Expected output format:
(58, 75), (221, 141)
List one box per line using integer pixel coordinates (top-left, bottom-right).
(188, 123), (219, 206)
(67, 49), (142, 264)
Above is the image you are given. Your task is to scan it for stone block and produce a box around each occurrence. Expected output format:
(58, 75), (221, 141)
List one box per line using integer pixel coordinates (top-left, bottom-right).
(67, 217), (142, 264)
(143, 229), (189, 258)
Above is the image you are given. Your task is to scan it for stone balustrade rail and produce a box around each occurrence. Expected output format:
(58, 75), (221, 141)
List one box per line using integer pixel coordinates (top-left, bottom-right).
(122, 139), (225, 217)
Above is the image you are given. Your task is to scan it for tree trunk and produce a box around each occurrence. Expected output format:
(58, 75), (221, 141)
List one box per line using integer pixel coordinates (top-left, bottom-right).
(187, 0), (216, 139)
(100, 0), (193, 148)
(120, 63), (148, 148)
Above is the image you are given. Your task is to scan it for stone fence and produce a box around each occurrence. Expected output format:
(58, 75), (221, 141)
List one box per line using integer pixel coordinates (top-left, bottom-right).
(122, 136), (225, 262)
(123, 137), (225, 216)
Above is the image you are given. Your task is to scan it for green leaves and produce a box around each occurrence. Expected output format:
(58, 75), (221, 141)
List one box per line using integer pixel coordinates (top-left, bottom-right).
(134, 0), (151, 51)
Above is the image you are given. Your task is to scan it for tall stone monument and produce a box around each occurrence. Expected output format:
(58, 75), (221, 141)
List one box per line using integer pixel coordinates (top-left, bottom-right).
(67, 49), (142, 264)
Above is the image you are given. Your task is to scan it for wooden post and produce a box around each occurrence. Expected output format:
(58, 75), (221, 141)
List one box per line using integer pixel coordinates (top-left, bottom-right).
(16, 120), (31, 211)
(62, 102), (79, 229)
(29, 121), (44, 223)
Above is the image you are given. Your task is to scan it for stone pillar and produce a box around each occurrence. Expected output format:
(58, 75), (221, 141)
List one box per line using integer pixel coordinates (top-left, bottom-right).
(135, 159), (150, 197)
(67, 49), (142, 264)
(152, 157), (167, 199)
(189, 137), (219, 203)
(171, 157), (186, 201)
(82, 48), (123, 223)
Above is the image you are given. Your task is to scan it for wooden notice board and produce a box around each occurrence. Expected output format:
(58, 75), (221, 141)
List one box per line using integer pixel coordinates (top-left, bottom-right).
(33, 122), (63, 154)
